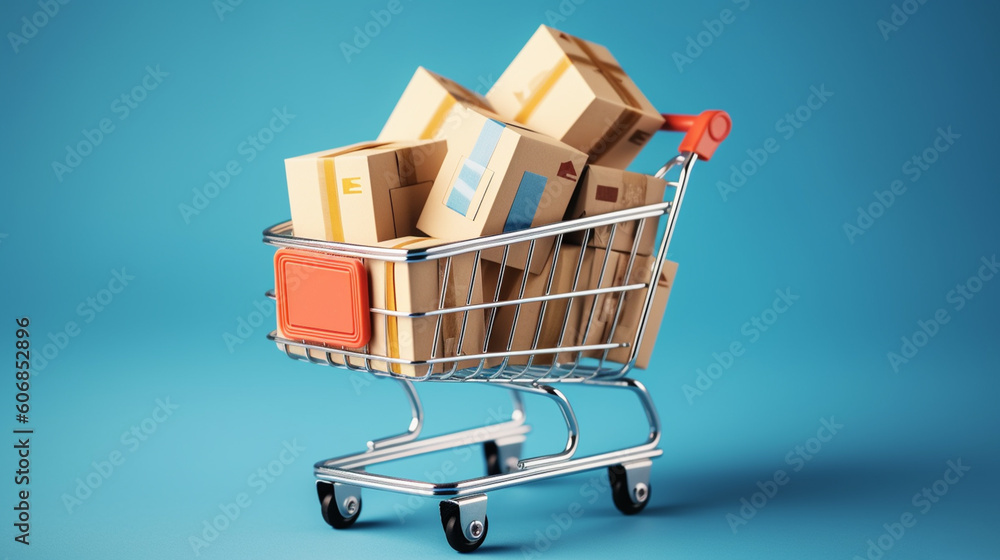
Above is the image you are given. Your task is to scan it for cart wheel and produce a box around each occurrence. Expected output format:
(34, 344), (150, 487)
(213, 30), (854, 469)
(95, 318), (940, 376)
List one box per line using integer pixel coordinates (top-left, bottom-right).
(316, 481), (361, 529)
(608, 465), (650, 515)
(440, 501), (488, 553)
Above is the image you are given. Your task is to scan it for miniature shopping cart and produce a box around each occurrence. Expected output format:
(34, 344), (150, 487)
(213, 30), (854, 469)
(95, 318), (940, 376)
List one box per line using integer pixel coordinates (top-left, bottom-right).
(263, 110), (730, 552)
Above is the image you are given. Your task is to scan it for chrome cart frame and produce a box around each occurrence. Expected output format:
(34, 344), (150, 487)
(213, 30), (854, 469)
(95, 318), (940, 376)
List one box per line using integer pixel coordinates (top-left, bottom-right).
(263, 111), (730, 552)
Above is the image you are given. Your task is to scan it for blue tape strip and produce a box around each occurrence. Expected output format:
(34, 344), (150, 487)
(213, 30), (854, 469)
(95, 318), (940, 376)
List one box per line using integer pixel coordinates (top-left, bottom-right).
(445, 161), (482, 215)
(445, 119), (505, 217)
(503, 171), (547, 233)
(468, 120), (505, 164)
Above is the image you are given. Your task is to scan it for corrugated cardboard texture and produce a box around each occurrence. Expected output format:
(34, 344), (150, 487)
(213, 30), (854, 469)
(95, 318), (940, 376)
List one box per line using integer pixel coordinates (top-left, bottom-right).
(379, 66), (494, 143)
(634, 260), (678, 369)
(367, 236), (486, 376)
(285, 141), (386, 241)
(284, 139), (446, 244)
(566, 165), (667, 255)
(417, 105), (587, 275)
(487, 25), (665, 168)
(486, 244), (601, 366)
(579, 249), (655, 363)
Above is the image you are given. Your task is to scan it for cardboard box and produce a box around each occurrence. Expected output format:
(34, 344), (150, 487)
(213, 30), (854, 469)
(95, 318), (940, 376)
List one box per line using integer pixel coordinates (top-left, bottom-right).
(277, 343), (339, 364)
(634, 260), (678, 369)
(566, 165), (666, 255)
(367, 236), (486, 376)
(486, 25), (665, 169)
(417, 105), (587, 274)
(486, 244), (599, 366)
(578, 249), (656, 363)
(378, 67), (494, 143)
(285, 140), (446, 244)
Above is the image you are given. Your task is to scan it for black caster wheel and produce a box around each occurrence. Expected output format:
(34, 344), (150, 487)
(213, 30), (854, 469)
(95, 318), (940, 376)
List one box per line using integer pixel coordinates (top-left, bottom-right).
(483, 441), (502, 476)
(440, 501), (488, 553)
(483, 440), (520, 476)
(316, 481), (361, 529)
(608, 465), (650, 515)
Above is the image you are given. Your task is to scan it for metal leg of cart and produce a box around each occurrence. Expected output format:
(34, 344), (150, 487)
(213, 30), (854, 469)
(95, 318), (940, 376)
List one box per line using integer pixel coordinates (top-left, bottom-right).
(266, 110), (732, 552)
(312, 377), (661, 552)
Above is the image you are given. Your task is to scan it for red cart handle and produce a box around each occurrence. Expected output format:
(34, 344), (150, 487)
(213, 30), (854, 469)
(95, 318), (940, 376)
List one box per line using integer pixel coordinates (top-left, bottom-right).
(661, 110), (731, 161)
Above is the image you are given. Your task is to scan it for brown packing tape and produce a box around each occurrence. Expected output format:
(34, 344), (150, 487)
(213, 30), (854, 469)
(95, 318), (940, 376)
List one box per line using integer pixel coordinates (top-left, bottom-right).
(417, 77), (491, 140)
(516, 47), (633, 125)
(566, 37), (642, 157)
(438, 74), (487, 107)
(566, 38), (637, 107)
(504, 35), (642, 159)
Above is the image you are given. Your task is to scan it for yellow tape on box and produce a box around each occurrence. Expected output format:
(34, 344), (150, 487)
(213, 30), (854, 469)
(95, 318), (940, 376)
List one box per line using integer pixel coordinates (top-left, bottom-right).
(488, 25), (665, 169)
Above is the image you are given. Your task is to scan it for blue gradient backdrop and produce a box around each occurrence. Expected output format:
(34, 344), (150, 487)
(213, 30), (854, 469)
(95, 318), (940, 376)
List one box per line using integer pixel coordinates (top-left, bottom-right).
(2, 1), (998, 558)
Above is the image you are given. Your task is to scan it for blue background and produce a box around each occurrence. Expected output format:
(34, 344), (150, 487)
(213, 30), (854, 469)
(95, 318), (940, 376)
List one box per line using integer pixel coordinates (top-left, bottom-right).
(2, 0), (998, 558)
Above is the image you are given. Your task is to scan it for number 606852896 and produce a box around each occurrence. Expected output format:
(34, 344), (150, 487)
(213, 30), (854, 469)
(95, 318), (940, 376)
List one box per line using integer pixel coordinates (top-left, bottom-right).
(15, 317), (30, 418)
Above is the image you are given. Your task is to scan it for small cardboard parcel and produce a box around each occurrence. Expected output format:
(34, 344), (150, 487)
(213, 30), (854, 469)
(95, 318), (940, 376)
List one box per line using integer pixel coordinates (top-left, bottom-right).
(276, 25), (678, 373)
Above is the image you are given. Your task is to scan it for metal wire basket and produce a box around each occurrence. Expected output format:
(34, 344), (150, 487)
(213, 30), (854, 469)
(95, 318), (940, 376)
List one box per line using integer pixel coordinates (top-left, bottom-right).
(262, 110), (731, 552)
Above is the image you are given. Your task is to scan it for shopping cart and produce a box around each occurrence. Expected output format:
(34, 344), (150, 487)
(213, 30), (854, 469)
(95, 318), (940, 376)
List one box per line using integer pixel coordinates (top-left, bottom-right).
(263, 110), (730, 552)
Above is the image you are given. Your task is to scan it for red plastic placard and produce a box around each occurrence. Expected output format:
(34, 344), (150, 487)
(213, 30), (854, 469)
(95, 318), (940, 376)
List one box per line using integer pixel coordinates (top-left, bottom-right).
(275, 249), (370, 348)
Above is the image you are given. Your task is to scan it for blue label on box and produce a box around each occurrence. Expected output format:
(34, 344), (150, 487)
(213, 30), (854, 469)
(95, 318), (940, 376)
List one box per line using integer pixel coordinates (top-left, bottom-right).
(445, 119), (505, 217)
(503, 171), (547, 233)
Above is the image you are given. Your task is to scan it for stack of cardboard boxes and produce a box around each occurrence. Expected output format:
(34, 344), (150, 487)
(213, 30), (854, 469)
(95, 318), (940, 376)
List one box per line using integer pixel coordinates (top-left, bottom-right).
(277, 25), (679, 374)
